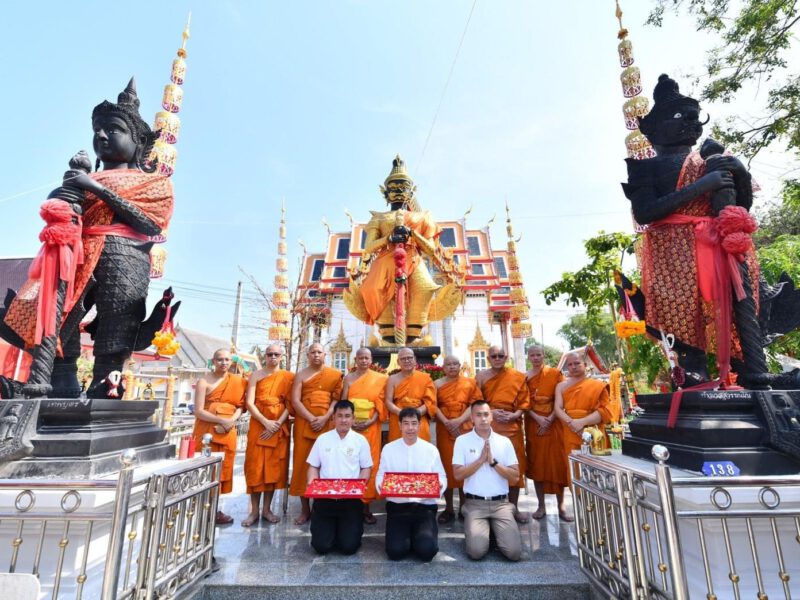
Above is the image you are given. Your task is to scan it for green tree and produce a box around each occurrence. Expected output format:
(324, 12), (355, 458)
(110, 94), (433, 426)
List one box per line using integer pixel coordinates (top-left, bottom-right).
(543, 231), (670, 389)
(753, 179), (800, 360)
(557, 313), (617, 368)
(542, 231), (635, 331)
(648, 1), (800, 158)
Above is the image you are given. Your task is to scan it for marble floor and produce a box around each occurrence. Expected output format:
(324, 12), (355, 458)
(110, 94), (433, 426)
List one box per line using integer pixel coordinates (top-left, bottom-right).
(195, 455), (591, 599)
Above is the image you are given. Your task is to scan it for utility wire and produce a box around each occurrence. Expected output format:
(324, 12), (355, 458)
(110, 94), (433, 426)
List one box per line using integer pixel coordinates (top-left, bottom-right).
(416, 0), (478, 173)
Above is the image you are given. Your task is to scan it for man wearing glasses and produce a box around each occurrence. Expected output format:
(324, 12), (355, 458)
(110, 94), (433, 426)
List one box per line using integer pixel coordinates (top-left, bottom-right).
(242, 344), (294, 526)
(453, 399), (522, 561)
(476, 345), (530, 523)
(385, 348), (436, 443)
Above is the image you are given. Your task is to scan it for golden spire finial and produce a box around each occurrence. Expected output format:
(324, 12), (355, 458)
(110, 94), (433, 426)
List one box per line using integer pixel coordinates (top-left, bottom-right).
(180, 13), (191, 54)
(615, 1), (628, 39)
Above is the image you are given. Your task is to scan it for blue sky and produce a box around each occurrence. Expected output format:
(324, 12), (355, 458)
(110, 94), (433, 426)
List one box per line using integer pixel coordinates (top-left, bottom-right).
(1, 1), (794, 351)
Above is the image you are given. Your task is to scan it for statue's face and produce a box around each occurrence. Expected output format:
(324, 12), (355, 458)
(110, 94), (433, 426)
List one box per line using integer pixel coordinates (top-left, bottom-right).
(386, 180), (413, 206)
(645, 101), (704, 147)
(93, 115), (138, 165)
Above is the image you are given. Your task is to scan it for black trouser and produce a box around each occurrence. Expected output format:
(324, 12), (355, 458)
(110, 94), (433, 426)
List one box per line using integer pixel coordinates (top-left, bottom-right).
(310, 498), (363, 555)
(385, 501), (439, 561)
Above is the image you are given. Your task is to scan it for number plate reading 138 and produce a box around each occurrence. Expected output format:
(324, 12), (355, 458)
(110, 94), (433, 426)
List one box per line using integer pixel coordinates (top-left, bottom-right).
(702, 461), (740, 477)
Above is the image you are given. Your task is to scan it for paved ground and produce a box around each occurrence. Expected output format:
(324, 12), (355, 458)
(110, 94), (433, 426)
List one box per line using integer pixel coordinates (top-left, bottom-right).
(195, 454), (591, 599)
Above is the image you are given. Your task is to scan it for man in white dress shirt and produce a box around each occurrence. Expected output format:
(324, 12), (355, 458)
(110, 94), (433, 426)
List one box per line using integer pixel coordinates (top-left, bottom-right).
(306, 399), (373, 555)
(376, 407), (447, 561)
(452, 399), (522, 561)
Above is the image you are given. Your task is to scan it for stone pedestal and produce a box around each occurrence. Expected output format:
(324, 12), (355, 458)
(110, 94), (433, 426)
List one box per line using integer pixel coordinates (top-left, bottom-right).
(0, 398), (173, 478)
(623, 389), (800, 475)
(368, 346), (440, 369)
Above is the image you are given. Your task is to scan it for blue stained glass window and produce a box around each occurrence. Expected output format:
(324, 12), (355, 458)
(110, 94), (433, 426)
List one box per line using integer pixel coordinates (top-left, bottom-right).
(336, 238), (350, 259)
(467, 236), (481, 256)
(494, 257), (508, 278)
(439, 228), (456, 247)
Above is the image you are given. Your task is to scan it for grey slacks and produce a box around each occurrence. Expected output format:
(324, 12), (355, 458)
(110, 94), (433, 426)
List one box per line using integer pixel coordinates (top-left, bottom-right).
(462, 498), (522, 561)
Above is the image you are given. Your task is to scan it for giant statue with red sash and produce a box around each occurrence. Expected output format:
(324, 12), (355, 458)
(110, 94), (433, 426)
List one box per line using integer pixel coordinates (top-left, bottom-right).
(0, 79), (178, 399)
(618, 74), (800, 471)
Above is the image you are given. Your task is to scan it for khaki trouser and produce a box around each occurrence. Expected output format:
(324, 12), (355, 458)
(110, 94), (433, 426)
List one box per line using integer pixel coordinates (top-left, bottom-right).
(462, 499), (522, 561)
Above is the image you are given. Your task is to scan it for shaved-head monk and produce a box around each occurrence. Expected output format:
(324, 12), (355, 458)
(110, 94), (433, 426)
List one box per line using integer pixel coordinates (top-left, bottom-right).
(525, 345), (568, 520)
(289, 343), (343, 524)
(476, 345), (530, 523)
(554, 351), (613, 520)
(192, 348), (247, 525)
(385, 348), (436, 443)
(434, 355), (481, 523)
(342, 347), (388, 524)
(242, 344), (294, 526)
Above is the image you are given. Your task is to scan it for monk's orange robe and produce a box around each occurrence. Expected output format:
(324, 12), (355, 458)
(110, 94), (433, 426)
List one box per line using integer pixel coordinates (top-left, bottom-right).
(562, 378), (613, 481)
(525, 366), (567, 494)
(346, 370), (388, 503)
(436, 376), (482, 488)
(192, 373), (247, 495)
(244, 370), (295, 494)
(388, 370), (436, 442)
(481, 368), (530, 488)
(288, 367), (343, 497)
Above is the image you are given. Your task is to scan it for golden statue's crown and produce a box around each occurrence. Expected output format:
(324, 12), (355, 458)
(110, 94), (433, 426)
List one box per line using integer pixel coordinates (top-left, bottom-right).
(384, 154), (414, 186)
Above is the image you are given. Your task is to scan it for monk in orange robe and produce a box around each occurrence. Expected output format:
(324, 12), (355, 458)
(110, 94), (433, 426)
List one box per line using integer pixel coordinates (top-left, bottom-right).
(192, 348), (247, 525)
(477, 345), (530, 523)
(524, 345), (568, 520)
(385, 348), (436, 442)
(435, 355), (481, 523)
(343, 347), (388, 524)
(555, 352), (613, 520)
(242, 344), (294, 526)
(289, 343), (343, 524)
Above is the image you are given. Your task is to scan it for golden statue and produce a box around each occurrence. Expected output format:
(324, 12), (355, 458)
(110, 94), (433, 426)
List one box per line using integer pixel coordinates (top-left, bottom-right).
(344, 156), (462, 344)
(584, 426), (612, 456)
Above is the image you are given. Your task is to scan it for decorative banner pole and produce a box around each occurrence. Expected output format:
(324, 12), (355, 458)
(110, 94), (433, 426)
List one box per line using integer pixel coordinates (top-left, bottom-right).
(148, 14), (191, 280)
(269, 202), (291, 343)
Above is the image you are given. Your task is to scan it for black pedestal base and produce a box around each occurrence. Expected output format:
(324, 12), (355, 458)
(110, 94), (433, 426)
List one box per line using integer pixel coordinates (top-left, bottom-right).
(368, 346), (441, 369)
(0, 398), (174, 478)
(623, 390), (800, 475)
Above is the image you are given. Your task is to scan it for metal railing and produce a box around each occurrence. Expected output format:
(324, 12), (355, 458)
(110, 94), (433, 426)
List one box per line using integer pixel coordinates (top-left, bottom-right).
(0, 444), (221, 599)
(570, 447), (800, 599)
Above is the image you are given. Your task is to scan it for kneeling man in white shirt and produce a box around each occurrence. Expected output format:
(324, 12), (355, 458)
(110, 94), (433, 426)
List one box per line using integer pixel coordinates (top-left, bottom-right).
(306, 399), (373, 555)
(452, 399), (522, 561)
(376, 407), (447, 561)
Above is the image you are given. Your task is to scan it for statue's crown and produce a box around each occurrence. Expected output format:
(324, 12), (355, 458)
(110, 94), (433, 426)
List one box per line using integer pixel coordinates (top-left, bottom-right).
(92, 78), (153, 142)
(384, 154), (413, 186)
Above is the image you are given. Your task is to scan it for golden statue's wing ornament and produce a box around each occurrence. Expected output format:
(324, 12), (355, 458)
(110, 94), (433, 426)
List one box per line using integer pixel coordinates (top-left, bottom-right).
(343, 279), (370, 323)
(427, 283), (463, 321)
